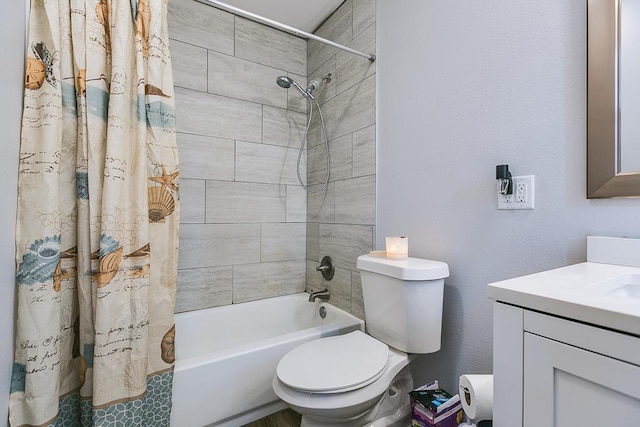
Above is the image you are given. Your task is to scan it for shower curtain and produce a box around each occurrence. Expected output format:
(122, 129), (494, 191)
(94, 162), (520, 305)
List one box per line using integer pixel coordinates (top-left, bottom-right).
(10, 0), (179, 425)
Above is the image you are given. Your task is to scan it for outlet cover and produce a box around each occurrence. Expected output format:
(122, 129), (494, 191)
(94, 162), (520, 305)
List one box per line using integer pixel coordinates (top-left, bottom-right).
(498, 175), (535, 210)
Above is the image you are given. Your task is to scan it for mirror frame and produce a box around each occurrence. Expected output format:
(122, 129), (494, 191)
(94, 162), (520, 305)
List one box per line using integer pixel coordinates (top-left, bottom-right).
(587, 0), (640, 198)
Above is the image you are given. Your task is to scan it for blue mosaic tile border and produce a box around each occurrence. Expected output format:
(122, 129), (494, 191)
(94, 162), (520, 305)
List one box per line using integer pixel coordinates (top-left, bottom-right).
(49, 370), (173, 426)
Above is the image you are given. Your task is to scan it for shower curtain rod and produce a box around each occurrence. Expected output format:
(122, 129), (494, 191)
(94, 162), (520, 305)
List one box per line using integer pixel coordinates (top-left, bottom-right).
(194, 0), (376, 62)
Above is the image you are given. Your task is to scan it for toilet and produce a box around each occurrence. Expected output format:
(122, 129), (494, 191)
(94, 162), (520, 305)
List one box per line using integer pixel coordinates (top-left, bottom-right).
(272, 254), (449, 426)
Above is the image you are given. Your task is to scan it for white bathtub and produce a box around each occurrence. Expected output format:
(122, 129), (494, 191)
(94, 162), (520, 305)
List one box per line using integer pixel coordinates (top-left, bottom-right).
(170, 293), (364, 427)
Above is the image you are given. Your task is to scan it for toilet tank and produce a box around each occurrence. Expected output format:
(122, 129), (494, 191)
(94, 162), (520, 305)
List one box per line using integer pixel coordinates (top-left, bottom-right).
(356, 254), (449, 354)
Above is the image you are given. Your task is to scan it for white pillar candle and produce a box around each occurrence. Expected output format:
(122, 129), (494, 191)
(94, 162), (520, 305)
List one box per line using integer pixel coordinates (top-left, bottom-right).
(385, 236), (408, 260)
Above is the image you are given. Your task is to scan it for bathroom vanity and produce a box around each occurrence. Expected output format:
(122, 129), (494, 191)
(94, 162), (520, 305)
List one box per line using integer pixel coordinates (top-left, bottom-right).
(488, 236), (640, 427)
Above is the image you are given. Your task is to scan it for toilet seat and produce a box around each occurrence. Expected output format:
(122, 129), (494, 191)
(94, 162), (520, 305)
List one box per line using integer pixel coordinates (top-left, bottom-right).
(276, 331), (389, 394)
(272, 347), (412, 421)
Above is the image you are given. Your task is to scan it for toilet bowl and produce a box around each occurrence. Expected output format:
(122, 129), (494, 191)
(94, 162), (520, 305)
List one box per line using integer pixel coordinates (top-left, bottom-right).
(272, 331), (414, 426)
(273, 254), (449, 426)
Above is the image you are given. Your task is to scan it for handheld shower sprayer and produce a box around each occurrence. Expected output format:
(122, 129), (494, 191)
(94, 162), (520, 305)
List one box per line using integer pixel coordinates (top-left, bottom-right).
(275, 74), (333, 100)
(276, 76), (310, 99)
(274, 74), (332, 193)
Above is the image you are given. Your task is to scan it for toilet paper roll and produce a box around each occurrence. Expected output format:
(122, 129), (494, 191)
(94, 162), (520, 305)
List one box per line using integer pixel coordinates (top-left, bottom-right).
(459, 374), (493, 421)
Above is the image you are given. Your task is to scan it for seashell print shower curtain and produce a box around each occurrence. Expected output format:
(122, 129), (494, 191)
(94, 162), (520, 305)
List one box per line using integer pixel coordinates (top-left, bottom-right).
(10, 0), (179, 425)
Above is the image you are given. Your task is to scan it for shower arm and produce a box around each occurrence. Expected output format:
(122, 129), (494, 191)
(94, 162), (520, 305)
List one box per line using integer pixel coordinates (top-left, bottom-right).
(195, 0), (376, 62)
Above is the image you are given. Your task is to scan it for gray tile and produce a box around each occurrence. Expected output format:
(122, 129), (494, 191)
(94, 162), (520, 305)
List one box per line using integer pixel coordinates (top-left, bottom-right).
(372, 225), (377, 251)
(334, 175), (376, 225)
(168, 0), (234, 54)
(308, 1), (353, 74)
(178, 224), (260, 269)
(287, 73), (308, 114)
(307, 182), (335, 223)
(325, 267), (352, 313)
(308, 56), (337, 106)
(305, 260), (323, 292)
(180, 179), (206, 223)
(310, 75), (375, 141)
(351, 271), (365, 319)
(305, 117), (325, 151)
(170, 39), (207, 92)
(336, 25), (376, 95)
(261, 223), (306, 262)
(319, 224), (373, 270)
(233, 261), (306, 303)
(235, 17), (307, 76)
(235, 141), (302, 185)
(286, 185), (307, 223)
(177, 133), (235, 181)
(175, 266), (233, 312)
(352, 125), (375, 177)
(308, 134), (352, 184)
(353, 0), (376, 39)
(306, 223), (319, 262)
(263, 106), (308, 147)
(307, 143), (330, 187)
(206, 181), (286, 223)
(208, 51), (287, 108)
(175, 87), (262, 142)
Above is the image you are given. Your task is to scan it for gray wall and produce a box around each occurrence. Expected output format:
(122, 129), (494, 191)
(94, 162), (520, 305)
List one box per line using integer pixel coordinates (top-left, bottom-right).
(305, 0), (377, 319)
(0, 1), (24, 425)
(377, 0), (640, 393)
(168, 0), (309, 312)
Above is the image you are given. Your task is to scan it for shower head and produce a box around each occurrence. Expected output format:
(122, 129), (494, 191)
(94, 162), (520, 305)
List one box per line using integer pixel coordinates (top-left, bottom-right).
(276, 76), (311, 99)
(276, 76), (293, 89)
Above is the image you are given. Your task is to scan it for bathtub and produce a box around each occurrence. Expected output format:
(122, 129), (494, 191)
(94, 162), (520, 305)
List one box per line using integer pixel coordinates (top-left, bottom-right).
(170, 293), (364, 427)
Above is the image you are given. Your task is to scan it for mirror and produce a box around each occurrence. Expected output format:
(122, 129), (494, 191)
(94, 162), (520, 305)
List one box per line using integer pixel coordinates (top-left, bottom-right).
(588, 0), (640, 198)
(620, 0), (640, 172)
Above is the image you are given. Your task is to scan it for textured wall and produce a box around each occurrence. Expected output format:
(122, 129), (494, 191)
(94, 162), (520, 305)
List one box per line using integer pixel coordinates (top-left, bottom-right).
(0, 2), (24, 426)
(305, 0), (377, 318)
(377, 0), (640, 393)
(169, 0), (309, 312)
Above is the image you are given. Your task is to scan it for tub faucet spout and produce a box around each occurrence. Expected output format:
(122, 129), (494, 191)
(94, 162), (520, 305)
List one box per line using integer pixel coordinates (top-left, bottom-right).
(308, 289), (330, 302)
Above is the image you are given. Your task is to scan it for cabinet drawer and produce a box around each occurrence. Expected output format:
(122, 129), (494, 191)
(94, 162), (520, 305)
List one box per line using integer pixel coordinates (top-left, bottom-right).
(524, 310), (640, 366)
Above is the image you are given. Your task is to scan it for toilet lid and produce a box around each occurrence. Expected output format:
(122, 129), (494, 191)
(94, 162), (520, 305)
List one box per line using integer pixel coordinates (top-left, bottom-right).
(276, 331), (389, 394)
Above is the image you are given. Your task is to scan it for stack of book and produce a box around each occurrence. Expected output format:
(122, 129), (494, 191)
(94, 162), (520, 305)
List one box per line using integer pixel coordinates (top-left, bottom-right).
(409, 382), (463, 427)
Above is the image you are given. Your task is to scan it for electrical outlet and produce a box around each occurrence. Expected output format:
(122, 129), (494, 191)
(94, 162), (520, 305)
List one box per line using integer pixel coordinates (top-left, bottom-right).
(500, 193), (514, 204)
(516, 182), (527, 202)
(496, 182), (513, 208)
(498, 175), (535, 210)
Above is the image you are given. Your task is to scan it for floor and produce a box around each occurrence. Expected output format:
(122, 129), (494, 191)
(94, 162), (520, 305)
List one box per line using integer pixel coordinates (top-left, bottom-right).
(242, 409), (302, 427)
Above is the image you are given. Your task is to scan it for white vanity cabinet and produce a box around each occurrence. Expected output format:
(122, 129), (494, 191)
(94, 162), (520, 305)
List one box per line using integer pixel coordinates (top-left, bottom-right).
(493, 302), (640, 427)
(489, 237), (640, 426)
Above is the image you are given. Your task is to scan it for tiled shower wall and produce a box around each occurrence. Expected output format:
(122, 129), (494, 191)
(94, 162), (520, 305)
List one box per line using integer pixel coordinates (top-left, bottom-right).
(305, 0), (377, 319)
(168, 0), (310, 312)
(168, 0), (376, 316)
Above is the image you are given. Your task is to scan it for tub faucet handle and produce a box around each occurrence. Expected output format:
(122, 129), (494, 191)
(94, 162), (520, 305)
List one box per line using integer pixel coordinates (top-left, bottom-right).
(316, 256), (335, 280)
(308, 289), (330, 302)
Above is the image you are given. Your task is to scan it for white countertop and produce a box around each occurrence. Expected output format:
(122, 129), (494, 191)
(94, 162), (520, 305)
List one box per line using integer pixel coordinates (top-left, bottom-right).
(487, 262), (640, 336)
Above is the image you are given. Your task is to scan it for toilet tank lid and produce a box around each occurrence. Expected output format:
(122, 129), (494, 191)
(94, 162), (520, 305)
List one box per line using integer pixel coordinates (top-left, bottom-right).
(357, 254), (449, 280)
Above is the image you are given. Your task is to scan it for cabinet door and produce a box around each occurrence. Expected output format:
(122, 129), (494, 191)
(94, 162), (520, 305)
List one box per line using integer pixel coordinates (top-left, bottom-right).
(523, 332), (640, 426)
